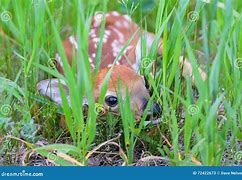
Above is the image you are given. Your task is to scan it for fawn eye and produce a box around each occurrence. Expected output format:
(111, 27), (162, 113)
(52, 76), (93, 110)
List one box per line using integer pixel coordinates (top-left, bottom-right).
(105, 95), (118, 107)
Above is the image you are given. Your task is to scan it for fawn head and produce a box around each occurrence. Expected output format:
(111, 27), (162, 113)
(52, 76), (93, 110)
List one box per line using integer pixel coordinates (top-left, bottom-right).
(37, 11), (161, 120)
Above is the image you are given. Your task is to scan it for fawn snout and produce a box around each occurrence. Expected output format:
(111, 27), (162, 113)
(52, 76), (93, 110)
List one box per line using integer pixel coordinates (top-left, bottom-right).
(142, 99), (161, 117)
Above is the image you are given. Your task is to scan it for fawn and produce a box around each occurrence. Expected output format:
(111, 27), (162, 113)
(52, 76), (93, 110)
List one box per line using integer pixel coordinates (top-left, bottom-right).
(37, 11), (206, 120)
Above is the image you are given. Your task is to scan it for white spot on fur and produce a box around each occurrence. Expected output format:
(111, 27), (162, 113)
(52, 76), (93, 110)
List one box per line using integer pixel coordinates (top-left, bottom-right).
(144, 32), (155, 51)
(115, 21), (122, 28)
(90, 29), (95, 34)
(111, 11), (120, 16)
(90, 33), (96, 38)
(111, 39), (122, 57)
(103, 37), (108, 43)
(55, 53), (63, 67)
(94, 12), (104, 27)
(123, 20), (130, 29)
(134, 38), (142, 73)
(105, 30), (111, 36)
(110, 27), (124, 42)
(124, 15), (131, 21)
(69, 36), (78, 49)
(133, 33), (155, 73)
(93, 38), (100, 43)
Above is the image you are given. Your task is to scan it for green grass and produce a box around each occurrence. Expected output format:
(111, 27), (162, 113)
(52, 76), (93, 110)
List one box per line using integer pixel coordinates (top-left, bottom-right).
(0, 0), (241, 166)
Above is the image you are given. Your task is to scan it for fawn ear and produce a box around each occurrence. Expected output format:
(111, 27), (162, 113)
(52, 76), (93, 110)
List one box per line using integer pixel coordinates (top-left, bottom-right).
(37, 78), (70, 106)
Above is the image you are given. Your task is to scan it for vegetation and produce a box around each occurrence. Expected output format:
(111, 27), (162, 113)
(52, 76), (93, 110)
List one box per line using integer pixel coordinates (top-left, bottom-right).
(0, 0), (241, 166)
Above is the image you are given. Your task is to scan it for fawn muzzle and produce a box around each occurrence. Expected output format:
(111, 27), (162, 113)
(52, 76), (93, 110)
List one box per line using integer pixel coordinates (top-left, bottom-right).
(142, 99), (161, 117)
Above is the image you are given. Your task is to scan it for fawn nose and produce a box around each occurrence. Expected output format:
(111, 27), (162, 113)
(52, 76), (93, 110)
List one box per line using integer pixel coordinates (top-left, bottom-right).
(152, 102), (161, 116)
(142, 99), (161, 116)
